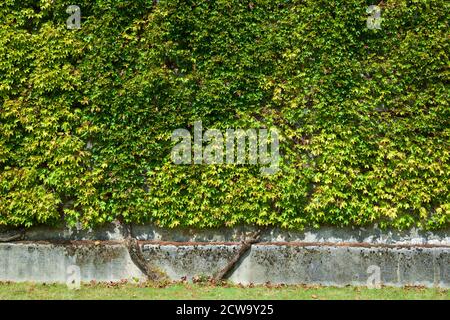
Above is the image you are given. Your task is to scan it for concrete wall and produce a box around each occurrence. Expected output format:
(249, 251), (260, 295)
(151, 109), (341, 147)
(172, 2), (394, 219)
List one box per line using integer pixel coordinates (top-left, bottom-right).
(8, 223), (449, 245)
(0, 242), (143, 283)
(142, 243), (449, 288)
(0, 224), (448, 287)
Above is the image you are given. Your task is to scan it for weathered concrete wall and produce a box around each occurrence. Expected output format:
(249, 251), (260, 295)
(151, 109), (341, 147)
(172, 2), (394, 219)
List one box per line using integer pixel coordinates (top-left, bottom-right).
(133, 225), (450, 245)
(0, 224), (448, 287)
(142, 243), (449, 288)
(230, 245), (449, 287)
(0, 242), (144, 283)
(6, 223), (448, 245)
(141, 244), (241, 280)
(0, 241), (447, 288)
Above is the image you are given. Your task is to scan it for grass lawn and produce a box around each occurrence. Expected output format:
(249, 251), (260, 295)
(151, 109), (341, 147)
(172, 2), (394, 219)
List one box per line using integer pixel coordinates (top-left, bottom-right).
(0, 282), (448, 300)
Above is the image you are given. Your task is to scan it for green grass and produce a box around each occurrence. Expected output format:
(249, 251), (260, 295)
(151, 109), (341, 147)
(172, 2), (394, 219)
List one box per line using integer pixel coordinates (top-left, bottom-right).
(0, 282), (448, 300)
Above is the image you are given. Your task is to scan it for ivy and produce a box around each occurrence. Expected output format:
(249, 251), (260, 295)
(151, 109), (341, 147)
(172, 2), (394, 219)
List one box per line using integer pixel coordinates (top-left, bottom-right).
(0, 0), (448, 230)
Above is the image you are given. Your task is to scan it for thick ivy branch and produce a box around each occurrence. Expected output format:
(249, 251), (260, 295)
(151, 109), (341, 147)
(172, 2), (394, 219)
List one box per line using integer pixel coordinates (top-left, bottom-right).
(214, 230), (262, 281)
(124, 224), (167, 282)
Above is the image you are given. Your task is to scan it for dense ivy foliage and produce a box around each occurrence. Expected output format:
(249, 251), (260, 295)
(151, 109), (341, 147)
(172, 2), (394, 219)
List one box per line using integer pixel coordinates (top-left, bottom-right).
(0, 0), (448, 229)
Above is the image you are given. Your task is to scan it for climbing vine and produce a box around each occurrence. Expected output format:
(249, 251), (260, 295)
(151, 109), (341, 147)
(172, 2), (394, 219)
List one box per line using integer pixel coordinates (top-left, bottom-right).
(0, 0), (448, 230)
